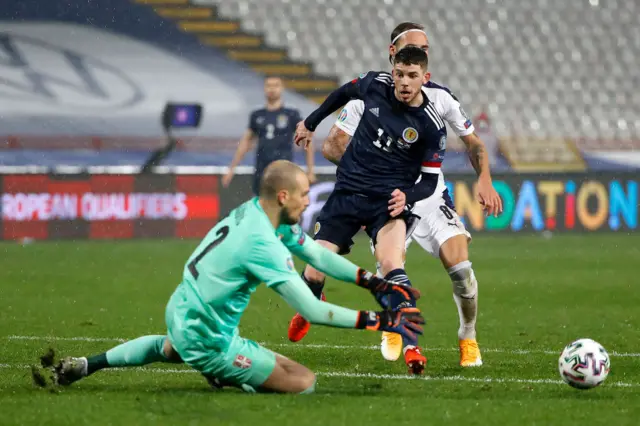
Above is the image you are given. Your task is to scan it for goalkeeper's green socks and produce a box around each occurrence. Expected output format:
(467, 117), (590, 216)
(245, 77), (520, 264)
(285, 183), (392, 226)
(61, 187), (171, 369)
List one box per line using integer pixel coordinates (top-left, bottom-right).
(86, 335), (172, 375)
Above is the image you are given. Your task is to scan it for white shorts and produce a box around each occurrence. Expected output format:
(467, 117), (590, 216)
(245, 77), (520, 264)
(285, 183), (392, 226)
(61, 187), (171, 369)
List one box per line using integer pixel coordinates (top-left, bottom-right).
(368, 193), (471, 261)
(407, 194), (471, 258)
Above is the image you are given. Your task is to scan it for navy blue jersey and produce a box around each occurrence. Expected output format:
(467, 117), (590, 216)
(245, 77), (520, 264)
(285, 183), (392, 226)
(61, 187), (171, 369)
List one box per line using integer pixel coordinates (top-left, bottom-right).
(248, 107), (301, 173)
(336, 71), (447, 197)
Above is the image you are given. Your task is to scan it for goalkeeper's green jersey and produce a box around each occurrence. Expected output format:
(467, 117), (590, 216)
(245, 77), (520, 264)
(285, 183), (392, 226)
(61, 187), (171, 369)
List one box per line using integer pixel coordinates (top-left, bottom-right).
(171, 197), (360, 349)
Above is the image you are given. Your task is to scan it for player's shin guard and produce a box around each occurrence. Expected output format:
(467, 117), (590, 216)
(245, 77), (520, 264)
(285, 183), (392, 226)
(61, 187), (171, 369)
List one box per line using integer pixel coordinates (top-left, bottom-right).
(87, 335), (173, 375)
(448, 261), (478, 340)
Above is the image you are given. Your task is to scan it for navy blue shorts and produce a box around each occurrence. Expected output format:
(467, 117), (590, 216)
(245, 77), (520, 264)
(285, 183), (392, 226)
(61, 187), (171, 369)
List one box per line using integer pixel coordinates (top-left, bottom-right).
(313, 190), (417, 255)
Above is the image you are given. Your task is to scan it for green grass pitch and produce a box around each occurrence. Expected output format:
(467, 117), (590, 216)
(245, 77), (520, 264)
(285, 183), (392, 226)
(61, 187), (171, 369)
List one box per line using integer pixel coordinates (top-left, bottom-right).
(1, 234), (639, 425)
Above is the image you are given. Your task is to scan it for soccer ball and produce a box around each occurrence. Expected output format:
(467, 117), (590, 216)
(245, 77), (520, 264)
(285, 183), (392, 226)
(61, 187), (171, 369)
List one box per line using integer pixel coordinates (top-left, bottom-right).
(558, 338), (610, 389)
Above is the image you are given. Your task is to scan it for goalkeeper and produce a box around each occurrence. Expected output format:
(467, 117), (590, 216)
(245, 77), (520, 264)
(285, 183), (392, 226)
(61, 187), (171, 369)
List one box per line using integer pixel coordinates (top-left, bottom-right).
(46, 160), (424, 394)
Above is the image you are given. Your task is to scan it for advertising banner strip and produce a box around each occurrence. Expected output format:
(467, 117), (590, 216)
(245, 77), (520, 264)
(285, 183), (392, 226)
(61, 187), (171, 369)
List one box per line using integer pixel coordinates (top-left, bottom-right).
(1, 173), (637, 240)
(1, 174), (220, 240)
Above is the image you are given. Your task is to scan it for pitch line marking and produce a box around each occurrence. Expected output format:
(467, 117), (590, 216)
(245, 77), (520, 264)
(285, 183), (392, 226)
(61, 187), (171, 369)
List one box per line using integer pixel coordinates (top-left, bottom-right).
(5, 335), (640, 358)
(1, 363), (636, 388)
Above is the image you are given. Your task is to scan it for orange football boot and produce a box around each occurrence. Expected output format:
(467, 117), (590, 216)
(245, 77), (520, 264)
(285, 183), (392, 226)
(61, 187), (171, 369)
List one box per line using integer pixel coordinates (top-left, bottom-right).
(459, 339), (483, 367)
(288, 293), (325, 342)
(404, 345), (427, 375)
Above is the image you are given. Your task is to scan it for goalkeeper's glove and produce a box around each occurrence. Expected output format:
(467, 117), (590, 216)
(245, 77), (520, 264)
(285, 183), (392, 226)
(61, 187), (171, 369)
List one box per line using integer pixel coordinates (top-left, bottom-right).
(355, 268), (420, 309)
(356, 308), (425, 342)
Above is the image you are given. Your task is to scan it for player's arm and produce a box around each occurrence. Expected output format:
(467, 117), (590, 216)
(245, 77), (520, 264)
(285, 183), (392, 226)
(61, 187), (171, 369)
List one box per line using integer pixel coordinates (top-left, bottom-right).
(304, 138), (316, 182)
(460, 132), (502, 216)
(273, 276), (424, 340)
(403, 175), (439, 203)
(322, 100), (362, 164)
(441, 93), (503, 216)
(322, 125), (351, 165)
(246, 238), (424, 338)
(291, 109), (316, 183)
(436, 90), (486, 176)
(388, 164), (440, 217)
(460, 132), (489, 179)
(303, 81), (360, 132)
(223, 128), (256, 187)
(295, 73), (376, 147)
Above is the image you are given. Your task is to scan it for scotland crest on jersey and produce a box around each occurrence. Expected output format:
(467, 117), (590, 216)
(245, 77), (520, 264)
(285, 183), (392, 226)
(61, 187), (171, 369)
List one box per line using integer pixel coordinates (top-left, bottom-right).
(395, 127), (420, 150)
(402, 127), (419, 144)
(277, 114), (289, 129)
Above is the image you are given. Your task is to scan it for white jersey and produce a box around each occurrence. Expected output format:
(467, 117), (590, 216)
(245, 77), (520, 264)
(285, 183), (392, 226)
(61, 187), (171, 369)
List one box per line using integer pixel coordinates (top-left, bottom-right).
(334, 81), (474, 206)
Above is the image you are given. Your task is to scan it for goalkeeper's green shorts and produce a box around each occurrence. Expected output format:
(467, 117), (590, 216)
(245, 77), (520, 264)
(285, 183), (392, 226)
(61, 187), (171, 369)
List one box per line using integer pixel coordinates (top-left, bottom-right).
(165, 286), (276, 389)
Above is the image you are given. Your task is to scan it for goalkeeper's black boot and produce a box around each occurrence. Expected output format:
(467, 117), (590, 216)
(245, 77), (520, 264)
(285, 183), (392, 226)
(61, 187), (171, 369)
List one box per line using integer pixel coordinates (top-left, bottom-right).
(53, 356), (88, 386)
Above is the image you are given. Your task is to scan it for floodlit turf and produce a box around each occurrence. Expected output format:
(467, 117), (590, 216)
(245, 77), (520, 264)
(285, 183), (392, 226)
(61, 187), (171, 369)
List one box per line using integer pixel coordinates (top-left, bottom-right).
(1, 234), (639, 425)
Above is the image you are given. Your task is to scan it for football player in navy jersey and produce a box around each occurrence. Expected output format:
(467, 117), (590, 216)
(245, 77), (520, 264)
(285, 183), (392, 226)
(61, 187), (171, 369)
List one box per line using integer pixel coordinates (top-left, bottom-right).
(288, 47), (447, 374)
(307, 23), (503, 368)
(223, 76), (316, 195)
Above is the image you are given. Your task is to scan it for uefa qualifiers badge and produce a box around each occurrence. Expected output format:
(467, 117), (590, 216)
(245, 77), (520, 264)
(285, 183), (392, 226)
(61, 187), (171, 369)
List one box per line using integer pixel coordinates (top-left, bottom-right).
(439, 135), (447, 150)
(402, 127), (419, 144)
(286, 257), (295, 271)
(291, 224), (306, 245)
(338, 108), (348, 122)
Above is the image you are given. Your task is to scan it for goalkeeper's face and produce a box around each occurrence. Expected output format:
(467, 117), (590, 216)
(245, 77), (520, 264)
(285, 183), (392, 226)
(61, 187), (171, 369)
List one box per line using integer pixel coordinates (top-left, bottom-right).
(279, 172), (311, 225)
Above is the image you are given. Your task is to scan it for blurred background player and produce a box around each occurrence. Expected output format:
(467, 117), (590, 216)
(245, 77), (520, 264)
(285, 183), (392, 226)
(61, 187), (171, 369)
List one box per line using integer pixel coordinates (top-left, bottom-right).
(46, 160), (423, 394)
(290, 48), (451, 374)
(223, 76), (316, 194)
(316, 22), (503, 367)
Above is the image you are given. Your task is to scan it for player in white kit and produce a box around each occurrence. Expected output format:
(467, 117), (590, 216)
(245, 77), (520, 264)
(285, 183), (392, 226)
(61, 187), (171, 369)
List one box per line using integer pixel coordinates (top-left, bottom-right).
(322, 22), (503, 367)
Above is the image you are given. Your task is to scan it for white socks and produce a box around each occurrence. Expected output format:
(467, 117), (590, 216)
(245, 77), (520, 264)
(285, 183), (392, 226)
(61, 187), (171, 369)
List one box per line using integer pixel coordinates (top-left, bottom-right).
(447, 261), (478, 340)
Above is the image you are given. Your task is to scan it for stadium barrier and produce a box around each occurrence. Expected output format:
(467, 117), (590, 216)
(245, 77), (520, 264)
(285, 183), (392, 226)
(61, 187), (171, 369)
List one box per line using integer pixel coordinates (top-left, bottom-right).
(0, 172), (637, 241)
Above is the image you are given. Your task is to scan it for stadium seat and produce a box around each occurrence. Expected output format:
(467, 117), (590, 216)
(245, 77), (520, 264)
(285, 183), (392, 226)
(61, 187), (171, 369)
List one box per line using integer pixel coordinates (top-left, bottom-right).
(203, 0), (638, 168)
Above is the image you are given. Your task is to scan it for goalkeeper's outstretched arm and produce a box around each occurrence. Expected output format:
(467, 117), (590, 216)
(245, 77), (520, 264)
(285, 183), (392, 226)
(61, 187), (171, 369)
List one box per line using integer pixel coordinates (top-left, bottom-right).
(274, 277), (359, 328)
(290, 234), (359, 282)
(282, 230), (418, 298)
(272, 276), (424, 340)
(245, 236), (424, 339)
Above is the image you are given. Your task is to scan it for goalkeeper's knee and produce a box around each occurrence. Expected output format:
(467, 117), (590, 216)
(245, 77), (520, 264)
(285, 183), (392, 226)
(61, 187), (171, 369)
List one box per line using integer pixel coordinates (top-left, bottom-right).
(448, 261), (477, 299)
